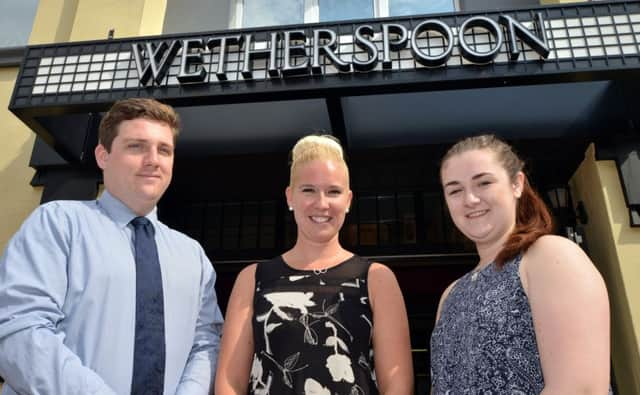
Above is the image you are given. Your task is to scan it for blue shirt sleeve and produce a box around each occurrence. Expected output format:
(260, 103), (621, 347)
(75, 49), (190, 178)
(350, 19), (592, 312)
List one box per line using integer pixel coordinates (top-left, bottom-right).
(0, 204), (117, 395)
(175, 245), (225, 394)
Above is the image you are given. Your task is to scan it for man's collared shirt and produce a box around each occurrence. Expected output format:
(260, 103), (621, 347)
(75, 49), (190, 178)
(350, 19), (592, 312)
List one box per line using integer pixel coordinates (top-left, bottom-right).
(0, 191), (224, 394)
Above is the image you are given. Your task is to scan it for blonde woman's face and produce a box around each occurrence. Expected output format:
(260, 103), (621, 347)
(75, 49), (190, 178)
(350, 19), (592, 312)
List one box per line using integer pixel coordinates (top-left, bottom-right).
(286, 159), (352, 245)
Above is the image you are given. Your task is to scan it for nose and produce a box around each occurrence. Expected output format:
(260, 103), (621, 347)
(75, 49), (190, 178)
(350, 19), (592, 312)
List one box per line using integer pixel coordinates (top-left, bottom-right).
(464, 190), (480, 206)
(143, 147), (159, 166)
(316, 192), (330, 209)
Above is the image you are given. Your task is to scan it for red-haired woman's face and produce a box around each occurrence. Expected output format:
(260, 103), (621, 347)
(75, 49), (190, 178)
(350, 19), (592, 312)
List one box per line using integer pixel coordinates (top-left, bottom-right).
(441, 149), (523, 248)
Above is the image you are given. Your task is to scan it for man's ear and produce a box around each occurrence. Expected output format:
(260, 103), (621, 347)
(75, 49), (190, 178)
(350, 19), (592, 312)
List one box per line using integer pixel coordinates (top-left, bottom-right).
(95, 144), (108, 170)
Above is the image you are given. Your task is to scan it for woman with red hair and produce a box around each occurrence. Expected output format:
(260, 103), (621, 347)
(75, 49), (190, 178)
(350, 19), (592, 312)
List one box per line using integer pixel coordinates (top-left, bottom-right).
(431, 134), (610, 393)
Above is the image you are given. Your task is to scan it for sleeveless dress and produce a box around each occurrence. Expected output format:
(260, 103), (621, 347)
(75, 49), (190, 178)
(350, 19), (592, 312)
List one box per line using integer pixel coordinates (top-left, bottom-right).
(430, 255), (544, 394)
(249, 255), (379, 395)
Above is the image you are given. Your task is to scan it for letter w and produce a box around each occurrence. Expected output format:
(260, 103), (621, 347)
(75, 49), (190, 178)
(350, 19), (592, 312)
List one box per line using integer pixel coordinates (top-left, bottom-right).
(131, 41), (182, 85)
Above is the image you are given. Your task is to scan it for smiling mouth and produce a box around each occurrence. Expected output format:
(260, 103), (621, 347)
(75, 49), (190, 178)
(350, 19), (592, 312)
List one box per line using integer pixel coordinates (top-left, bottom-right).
(310, 216), (331, 223)
(466, 210), (489, 218)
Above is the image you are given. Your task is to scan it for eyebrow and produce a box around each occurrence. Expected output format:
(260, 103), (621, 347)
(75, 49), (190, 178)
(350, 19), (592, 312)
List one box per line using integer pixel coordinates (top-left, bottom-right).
(297, 184), (343, 189)
(121, 138), (153, 145)
(443, 172), (494, 188)
(122, 138), (173, 147)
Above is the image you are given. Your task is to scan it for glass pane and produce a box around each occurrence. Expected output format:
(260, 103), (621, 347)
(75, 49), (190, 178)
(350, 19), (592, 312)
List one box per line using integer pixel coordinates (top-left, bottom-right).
(183, 203), (205, 240)
(460, 0), (539, 13)
(0, 0), (39, 47)
(423, 192), (446, 247)
(358, 196), (377, 246)
(163, 0), (229, 34)
(259, 201), (276, 249)
(398, 194), (416, 244)
(319, 0), (374, 23)
(243, 0), (304, 28)
(204, 202), (222, 249)
(378, 195), (396, 246)
(222, 203), (242, 249)
(389, 0), (455, 17)
(341, 198), (358, 247)
(241, 202), (259, 249)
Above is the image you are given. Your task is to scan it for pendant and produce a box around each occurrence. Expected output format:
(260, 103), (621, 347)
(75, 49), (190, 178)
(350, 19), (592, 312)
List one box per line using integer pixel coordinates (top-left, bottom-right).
(471, 272), (479, 281)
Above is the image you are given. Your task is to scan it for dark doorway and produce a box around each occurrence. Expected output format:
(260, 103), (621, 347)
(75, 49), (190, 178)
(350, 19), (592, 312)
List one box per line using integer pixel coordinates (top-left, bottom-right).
(158, 137), (585, 391)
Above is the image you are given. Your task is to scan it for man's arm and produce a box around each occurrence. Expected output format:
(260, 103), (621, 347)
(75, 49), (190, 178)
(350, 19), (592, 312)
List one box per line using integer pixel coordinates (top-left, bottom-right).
(175, 247), (224, 395)
(0, 204), (117, 395)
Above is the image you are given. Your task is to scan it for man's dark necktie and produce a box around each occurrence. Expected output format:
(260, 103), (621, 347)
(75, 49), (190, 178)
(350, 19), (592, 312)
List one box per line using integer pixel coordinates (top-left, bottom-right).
(130, 216), (166, 394)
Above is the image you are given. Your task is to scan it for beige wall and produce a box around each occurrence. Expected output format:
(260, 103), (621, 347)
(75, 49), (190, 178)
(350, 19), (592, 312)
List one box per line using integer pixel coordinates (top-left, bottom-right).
(0, 69), (42, 251)
(570, 144), (640, 394)
(70, 0), (166, 41)
(0, 0), (76, 250)
(29, 0), (79, 45)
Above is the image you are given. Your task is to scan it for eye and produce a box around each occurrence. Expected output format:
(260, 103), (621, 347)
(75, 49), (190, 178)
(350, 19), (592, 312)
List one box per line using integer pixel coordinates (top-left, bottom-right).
(478, 180), (493, 187)
(301, 187), (315, 193)
(447, 189), (462, 196)
(159, 147), (173, 156)
(328, 189), (342, 196)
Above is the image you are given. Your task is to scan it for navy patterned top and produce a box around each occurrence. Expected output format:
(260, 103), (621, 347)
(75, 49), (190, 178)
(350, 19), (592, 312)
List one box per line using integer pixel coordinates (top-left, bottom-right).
(249, 255), (378, 395)
(430, 255), (544, 394)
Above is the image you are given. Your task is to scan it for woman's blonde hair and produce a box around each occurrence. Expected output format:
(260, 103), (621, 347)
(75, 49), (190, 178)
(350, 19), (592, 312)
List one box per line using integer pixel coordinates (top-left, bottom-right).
(289, 134), (349, 185)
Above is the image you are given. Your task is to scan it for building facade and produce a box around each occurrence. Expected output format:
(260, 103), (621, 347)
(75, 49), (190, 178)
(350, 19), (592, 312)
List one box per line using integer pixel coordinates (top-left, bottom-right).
(1, 0), (639, 392)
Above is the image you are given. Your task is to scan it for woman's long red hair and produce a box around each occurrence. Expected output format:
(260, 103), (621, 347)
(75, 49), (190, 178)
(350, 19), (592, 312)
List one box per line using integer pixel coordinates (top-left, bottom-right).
(495, 175), (554, 266)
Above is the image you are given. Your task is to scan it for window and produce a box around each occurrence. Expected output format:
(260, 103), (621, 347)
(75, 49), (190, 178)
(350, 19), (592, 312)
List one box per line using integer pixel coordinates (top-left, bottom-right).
(319, 0), (374, 23)
(389, 0), (455, 17)
(458, 0), (540, 12)
(163, 0), (230, 34)
(232, 0), (461, 28)
(242, 0), (304, 28)
(341, 193), (417, 248)
(0, 0), (38, 47)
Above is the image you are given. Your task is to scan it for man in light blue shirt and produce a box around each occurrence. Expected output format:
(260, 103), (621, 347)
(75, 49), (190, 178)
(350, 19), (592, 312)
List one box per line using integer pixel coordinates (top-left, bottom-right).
(0, 98), (224, 394)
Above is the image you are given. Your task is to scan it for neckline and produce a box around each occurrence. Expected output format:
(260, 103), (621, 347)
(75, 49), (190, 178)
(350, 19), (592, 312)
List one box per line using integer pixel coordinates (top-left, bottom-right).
(278, 254), (357, 273)
(471, 260), (495, 274)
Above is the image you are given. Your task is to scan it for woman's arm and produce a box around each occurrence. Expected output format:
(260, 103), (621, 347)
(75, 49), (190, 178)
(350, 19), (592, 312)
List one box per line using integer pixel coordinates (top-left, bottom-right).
(368, 263), (414, 395)
(522, 235), (610, 394)
(214, 264), (257, 395)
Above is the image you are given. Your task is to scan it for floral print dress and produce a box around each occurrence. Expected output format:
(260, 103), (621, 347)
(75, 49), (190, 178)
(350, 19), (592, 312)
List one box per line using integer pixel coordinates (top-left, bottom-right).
(250, 255), (378, 395)
(430, 254), (545, 394)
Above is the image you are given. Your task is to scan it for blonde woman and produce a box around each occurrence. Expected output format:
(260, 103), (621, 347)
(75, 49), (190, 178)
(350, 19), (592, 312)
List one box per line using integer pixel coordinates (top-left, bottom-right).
(215, 135), (413, 394)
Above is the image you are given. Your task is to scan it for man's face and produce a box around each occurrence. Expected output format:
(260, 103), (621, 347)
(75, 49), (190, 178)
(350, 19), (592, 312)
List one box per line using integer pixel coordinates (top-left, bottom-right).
(95, 118), (175, 215)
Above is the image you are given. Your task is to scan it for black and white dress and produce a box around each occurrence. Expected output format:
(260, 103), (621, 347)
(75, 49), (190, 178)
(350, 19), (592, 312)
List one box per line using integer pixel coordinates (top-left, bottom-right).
(249, 255), (378, 395)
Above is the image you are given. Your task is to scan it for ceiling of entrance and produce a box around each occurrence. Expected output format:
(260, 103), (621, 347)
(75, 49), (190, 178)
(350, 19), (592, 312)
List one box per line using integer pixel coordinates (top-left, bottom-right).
(173, 80), (625, 157)
(176, 99), (332, 156)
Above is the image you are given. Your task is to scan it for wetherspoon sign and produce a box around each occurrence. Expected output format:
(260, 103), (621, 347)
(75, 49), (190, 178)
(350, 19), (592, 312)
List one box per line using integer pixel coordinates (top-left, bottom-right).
(132, 13), (550, 86)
